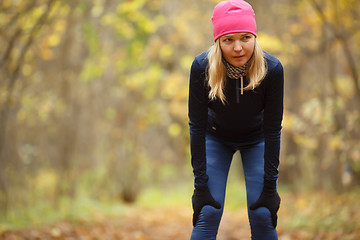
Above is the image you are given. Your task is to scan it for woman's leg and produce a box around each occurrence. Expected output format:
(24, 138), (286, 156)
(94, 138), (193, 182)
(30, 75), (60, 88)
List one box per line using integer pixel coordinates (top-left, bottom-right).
(240, 141), (278, 240)
(191, 134), (235, 240)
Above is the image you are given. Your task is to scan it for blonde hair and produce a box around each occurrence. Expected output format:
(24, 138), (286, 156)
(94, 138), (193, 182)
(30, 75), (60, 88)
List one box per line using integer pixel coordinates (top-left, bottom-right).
(206, 39), (267, 104)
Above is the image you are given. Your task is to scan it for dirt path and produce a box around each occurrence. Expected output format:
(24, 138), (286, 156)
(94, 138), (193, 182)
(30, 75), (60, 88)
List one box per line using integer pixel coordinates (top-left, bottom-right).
(1, 206), (359, 240)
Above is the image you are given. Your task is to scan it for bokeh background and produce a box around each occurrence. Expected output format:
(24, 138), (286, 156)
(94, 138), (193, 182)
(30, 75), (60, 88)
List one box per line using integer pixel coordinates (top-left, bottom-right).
(0, 0), (359, 238)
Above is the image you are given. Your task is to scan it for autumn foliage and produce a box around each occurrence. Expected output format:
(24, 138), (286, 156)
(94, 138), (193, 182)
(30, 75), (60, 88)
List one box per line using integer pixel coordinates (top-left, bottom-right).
(0, 0), (360, 238)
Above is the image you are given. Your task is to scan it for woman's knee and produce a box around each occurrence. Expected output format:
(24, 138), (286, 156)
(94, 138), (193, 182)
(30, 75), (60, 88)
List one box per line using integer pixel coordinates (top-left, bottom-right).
(248, 207), (278, 240)
(249, 207), (272, 228)
(196, 205), (223, 227)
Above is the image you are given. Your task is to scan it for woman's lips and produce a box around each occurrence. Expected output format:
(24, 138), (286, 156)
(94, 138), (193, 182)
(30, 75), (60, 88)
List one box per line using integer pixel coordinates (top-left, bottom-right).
(233, 56), (244, 60)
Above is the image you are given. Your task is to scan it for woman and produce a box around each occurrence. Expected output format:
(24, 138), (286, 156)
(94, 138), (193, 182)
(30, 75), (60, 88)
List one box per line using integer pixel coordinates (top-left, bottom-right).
(188, 0), (284, 239)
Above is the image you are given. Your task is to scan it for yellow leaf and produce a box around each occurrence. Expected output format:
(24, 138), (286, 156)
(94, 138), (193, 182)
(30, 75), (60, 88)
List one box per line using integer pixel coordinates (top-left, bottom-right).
(257, 32), (284, 53)
(168, 123), (181, 138)
(160, 44), (173, 60)
(48, 34), (61, 47)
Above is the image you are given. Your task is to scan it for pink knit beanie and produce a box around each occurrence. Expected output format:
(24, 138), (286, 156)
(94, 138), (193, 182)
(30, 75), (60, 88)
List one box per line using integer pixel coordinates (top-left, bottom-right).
(212, 0), (257, 41)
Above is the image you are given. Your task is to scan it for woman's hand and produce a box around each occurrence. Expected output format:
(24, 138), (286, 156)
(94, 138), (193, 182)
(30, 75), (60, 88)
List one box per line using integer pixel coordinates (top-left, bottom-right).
(192, 187), (221, 226)
(250, 180), (281, 228)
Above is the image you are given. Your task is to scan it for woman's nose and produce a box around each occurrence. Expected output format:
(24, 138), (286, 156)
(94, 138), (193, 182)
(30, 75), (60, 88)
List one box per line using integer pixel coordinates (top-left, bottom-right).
(234, 41), (242, 51)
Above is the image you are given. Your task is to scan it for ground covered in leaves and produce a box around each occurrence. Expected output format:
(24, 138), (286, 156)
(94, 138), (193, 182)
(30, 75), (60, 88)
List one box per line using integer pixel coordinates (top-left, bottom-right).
(1, 190), (360, 240)
(1, 206), (359, 240)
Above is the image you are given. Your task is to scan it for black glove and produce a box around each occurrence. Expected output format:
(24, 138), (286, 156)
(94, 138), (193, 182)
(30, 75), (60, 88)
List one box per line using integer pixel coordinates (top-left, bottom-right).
(192, 187), (221, 226)
(249, 180), (280, 228)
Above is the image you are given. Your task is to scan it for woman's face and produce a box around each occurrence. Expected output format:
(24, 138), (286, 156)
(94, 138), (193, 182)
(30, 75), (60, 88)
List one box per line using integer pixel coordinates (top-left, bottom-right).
(219, 33), (255, 67)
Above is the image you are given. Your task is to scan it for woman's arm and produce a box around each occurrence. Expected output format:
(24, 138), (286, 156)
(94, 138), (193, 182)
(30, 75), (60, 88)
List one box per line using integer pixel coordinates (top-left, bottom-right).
(188, 55), (222, 227)
(250, 58), (284, 229)
(188, 56), (209, 188)
(263, 60), (284, 181)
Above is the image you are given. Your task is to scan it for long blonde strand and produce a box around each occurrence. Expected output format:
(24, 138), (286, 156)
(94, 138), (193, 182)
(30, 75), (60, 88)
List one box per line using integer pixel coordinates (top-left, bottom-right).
(207, 41), (226, 104)
(245, 39), (267, 91)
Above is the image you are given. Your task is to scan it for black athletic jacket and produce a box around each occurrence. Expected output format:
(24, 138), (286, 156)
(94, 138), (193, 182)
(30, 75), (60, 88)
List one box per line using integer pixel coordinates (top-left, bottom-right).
(188, 50), (284, 188)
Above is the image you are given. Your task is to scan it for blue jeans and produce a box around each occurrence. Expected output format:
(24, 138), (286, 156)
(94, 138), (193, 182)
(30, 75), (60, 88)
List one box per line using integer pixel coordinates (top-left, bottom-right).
(191, 133), (278, 240)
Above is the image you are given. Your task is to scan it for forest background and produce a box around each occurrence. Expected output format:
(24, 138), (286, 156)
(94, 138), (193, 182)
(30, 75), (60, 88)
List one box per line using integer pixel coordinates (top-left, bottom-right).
(0, 0), (360, 239)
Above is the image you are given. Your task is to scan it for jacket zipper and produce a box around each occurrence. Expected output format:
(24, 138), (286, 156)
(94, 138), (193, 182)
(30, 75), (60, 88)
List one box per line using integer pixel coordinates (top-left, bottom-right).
(236, 78), (240, 103)
(236, 76), (244, 104)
